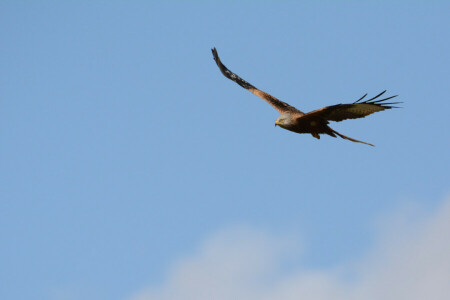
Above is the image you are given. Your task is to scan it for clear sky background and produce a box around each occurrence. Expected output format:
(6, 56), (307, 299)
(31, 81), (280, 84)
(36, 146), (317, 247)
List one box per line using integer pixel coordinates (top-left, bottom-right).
(1, 2), (449, 300)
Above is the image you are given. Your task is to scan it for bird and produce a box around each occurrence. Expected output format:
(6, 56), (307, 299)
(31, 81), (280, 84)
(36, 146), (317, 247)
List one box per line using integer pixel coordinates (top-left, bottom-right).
(211, 48), (401, 146)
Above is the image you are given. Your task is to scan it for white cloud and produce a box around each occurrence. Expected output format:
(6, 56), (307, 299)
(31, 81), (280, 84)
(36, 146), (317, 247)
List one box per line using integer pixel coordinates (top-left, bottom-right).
(129, 197), (450, 300)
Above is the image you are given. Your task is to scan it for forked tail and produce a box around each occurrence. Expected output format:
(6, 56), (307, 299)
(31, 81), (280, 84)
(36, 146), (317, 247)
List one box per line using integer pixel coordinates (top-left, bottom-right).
(331, 129), (375, 147)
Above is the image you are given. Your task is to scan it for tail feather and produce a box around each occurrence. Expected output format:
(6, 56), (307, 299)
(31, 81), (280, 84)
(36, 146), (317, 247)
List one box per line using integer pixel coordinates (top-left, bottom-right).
(331, 129), (375, 147)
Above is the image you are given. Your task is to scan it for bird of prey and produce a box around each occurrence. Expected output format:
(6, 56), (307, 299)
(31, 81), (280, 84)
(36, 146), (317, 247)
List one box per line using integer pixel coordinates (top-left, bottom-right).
(211, 48), (400, 146)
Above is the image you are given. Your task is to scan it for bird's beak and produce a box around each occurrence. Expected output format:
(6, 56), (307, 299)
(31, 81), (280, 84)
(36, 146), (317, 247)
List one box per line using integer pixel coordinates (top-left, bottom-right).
(274, 122), (278, 127)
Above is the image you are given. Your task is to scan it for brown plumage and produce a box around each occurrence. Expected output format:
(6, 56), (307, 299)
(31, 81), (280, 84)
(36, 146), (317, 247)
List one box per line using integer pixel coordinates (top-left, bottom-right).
(211, 48), (401, 146)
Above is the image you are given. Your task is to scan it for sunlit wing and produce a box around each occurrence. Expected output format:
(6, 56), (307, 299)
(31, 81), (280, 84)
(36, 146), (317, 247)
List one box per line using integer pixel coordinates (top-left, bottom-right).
(211, 48), (303, 114)
(303, 91), (400, 122)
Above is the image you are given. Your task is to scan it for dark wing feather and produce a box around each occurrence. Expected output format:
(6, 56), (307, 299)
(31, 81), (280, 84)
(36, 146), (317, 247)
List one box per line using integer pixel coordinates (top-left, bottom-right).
(303, 91), (400, 122)
(211, 48), (302, 114)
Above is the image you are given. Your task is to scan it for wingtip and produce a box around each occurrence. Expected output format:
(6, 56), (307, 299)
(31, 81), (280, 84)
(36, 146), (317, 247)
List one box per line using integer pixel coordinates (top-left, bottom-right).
(354, 91), (402, 108)
(211, 47), (219, 61)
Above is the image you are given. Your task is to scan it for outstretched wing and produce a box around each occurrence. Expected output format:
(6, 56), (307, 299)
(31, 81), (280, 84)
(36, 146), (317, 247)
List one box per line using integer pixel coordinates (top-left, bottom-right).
(303, 91), (400, 122)
(211, 48), (303, 114)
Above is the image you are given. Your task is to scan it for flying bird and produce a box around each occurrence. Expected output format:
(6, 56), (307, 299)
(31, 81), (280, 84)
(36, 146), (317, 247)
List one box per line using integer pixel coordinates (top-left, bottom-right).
(211, 48), (400, 146)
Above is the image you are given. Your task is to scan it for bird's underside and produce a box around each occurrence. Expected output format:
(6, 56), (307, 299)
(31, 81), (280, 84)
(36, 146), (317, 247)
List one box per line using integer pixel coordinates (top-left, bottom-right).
(211, 48), (401, 146)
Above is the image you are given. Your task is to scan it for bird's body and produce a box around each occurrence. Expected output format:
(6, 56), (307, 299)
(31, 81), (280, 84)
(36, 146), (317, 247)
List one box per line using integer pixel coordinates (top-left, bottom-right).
(276, 113), (325, 134)
(211, 48), (400, 146)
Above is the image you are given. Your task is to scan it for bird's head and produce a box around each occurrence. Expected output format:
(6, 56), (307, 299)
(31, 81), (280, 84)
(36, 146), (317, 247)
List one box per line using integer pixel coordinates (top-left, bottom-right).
(275, 114), (293, 128)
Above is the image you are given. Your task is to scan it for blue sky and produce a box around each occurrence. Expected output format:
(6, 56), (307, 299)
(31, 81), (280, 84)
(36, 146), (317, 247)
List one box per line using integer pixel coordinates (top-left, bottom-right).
(1, 2), (449, 300)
